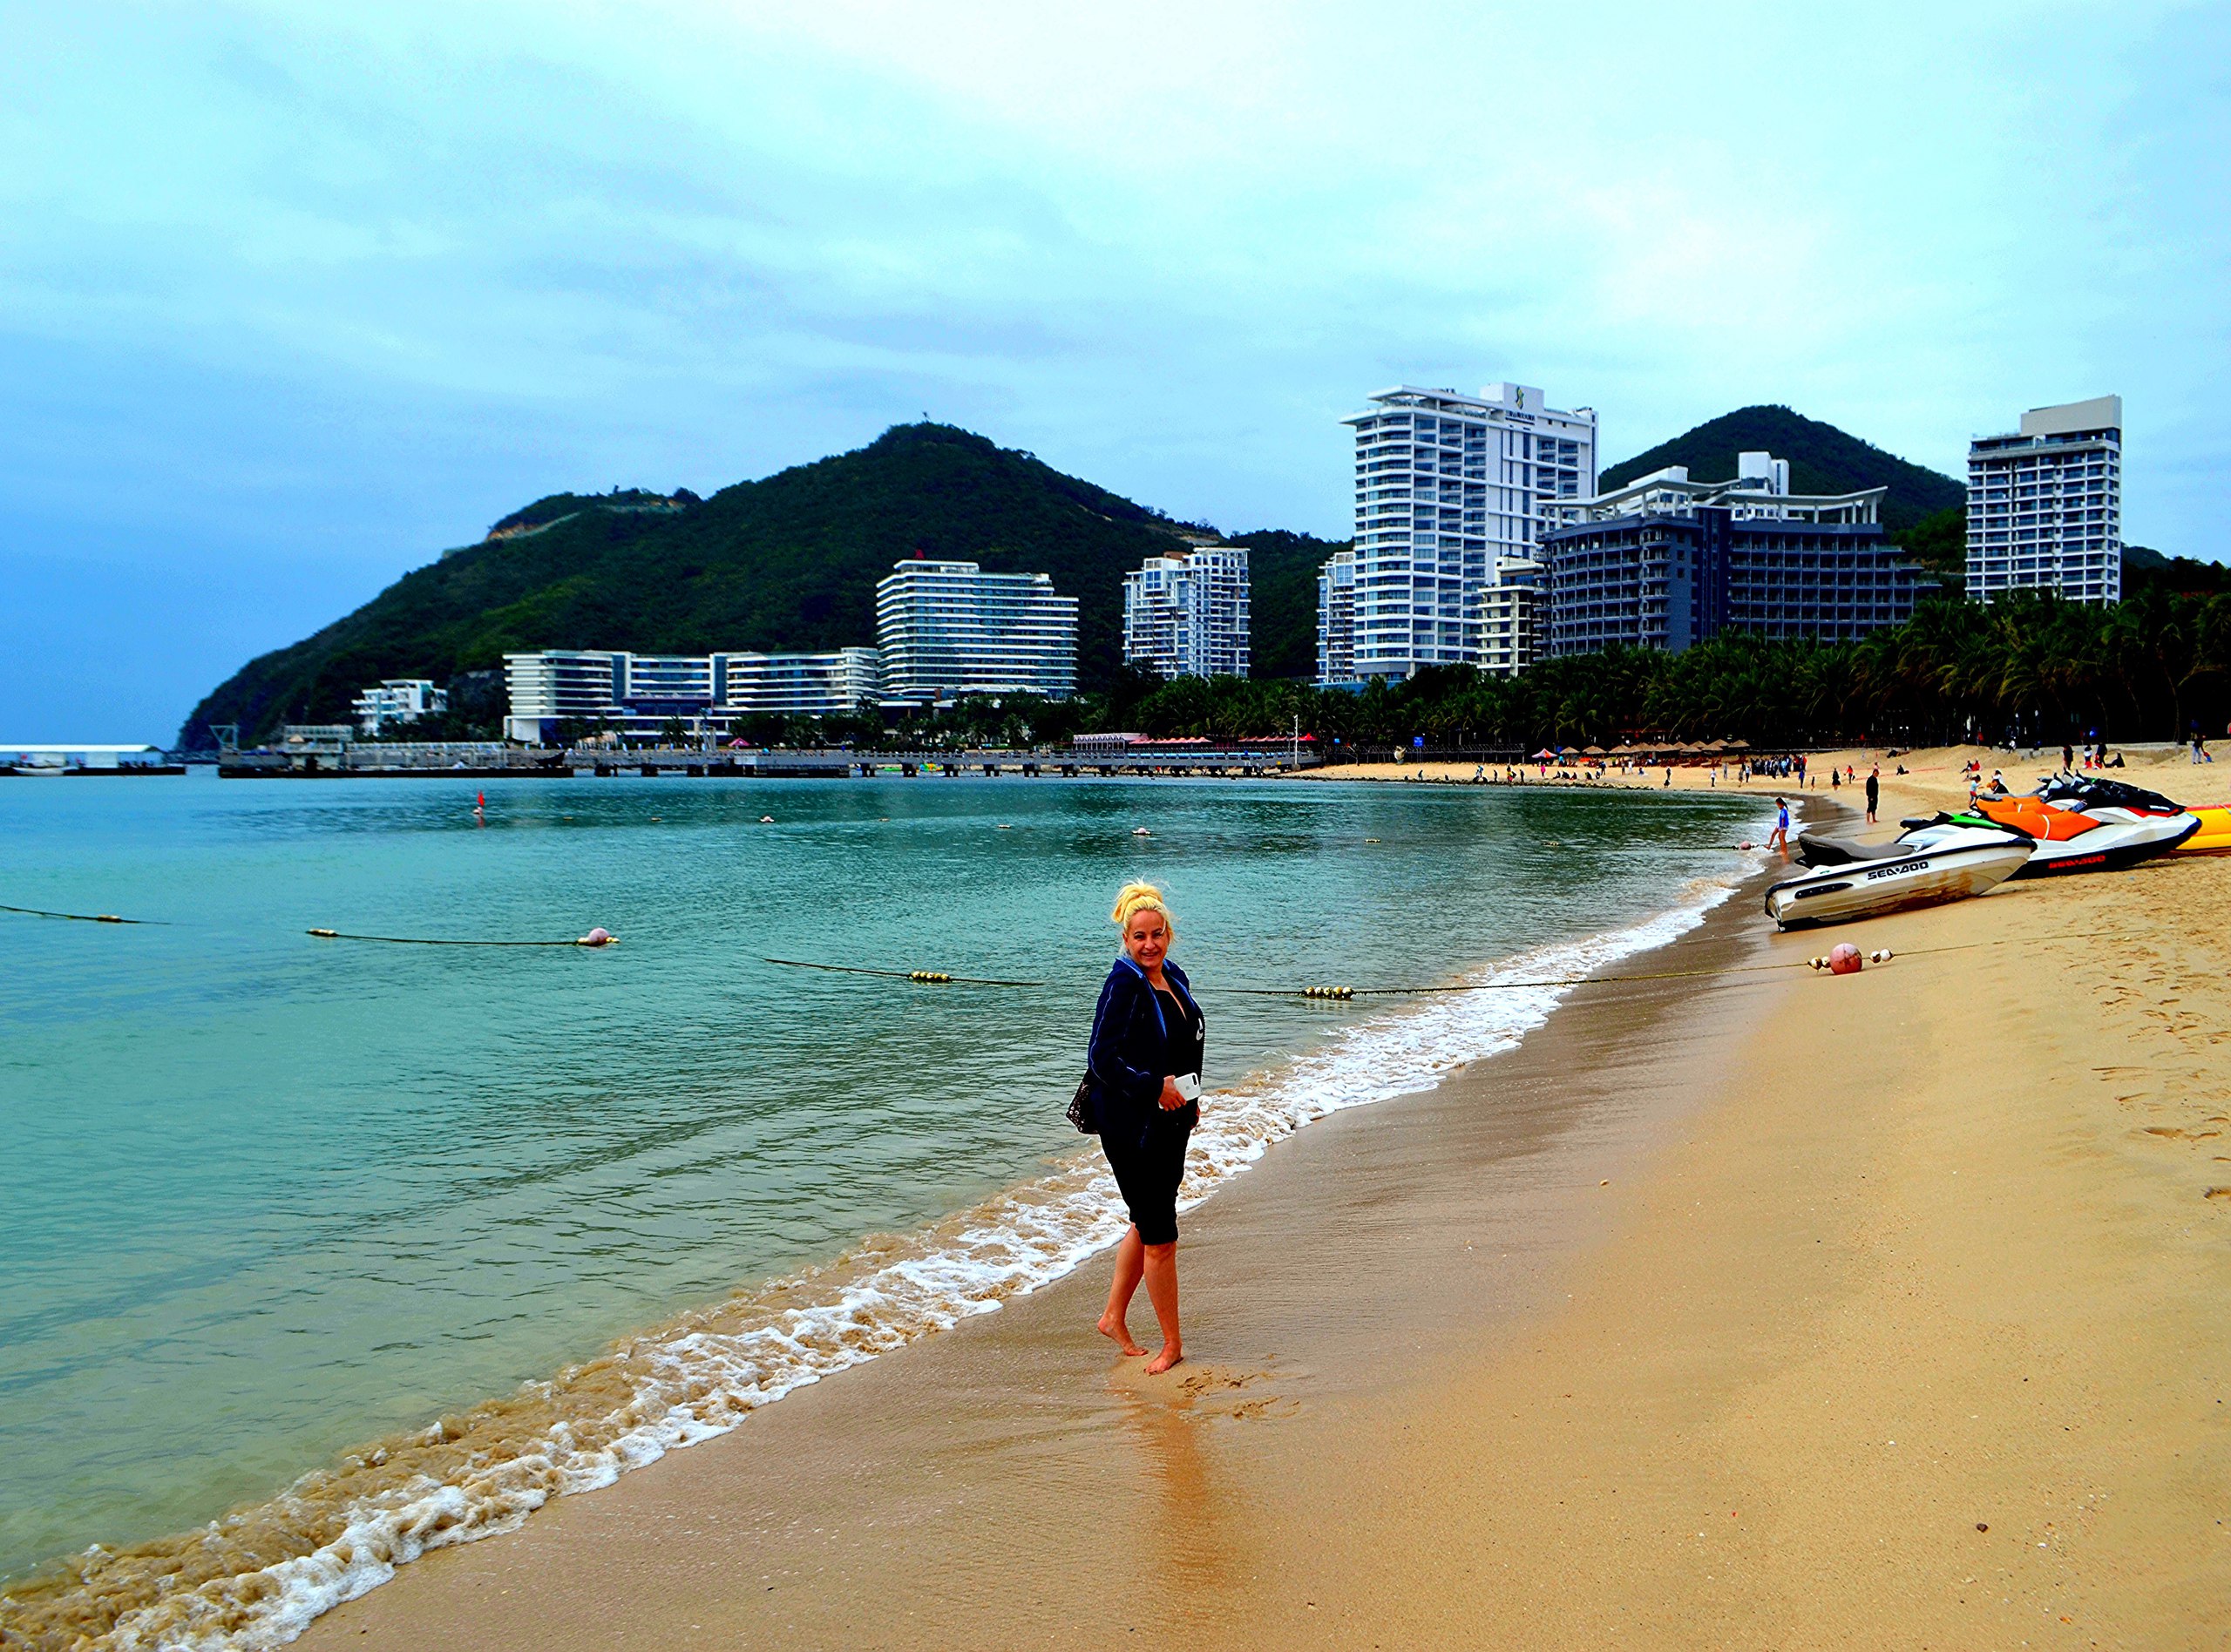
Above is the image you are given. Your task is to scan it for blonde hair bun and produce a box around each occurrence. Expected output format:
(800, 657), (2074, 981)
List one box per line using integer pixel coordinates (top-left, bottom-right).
(1112, 882), (1173, 931)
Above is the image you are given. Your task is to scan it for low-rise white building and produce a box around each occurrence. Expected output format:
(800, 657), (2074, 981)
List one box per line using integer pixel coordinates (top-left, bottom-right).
(714, 648), (882, 715)
(1122, 545), (1250, 680)
(351, 679), (448, 736)
(875, 558), (1077, 704)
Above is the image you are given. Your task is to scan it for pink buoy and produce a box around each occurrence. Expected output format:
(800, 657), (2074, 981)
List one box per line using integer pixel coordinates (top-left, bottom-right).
(1828, 942), (1862, 975)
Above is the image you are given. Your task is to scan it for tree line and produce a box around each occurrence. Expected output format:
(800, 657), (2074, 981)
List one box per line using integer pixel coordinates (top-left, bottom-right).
(370, 588), (2230, 755)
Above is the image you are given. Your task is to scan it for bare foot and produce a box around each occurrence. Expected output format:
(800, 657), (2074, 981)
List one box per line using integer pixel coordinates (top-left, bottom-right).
(1145, 1344), (1183, 1375)
(1098, 1312), (1146, 1357)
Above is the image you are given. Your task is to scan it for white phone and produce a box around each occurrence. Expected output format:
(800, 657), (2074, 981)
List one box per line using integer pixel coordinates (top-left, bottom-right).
(1173, 1073), (1203, 1102)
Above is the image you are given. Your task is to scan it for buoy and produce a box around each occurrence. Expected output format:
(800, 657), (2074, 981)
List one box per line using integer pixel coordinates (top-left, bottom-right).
(1868, 948), (1895, 964)
(1302, 985), (1356, 1000)
(760, 816), (775, 823)
(908, 970), (953, 984)
(1132, 827), (1150, 836)
(309, 928), (338, 938)
(577, 927), (615, 947)
(1828, 942), (1862, 975)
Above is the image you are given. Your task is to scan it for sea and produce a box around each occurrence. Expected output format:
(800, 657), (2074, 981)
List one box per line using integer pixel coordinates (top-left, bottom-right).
(0, 770), (1766, 1644)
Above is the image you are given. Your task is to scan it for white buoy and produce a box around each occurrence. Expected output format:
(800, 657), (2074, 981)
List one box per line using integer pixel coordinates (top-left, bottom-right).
(1132, 827), (1150, 836)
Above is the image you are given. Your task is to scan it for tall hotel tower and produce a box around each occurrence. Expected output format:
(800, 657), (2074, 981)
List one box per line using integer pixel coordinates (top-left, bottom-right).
(1341, 383), (1596, 678)
(1966, 396), (2122, 604)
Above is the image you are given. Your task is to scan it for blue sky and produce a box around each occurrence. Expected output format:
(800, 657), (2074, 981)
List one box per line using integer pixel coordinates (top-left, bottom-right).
(3, 0), (2226, 739)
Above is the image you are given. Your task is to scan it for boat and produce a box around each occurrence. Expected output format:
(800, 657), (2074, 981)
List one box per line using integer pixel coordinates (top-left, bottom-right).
(1967, 782), (2200, 877)
(1766, 820), (2034, 929)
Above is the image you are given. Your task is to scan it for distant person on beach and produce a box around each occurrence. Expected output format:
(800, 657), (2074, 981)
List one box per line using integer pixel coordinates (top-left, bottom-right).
(1865, 767), (1880, 823)
(1769, 796), (1789, 853)
(2063, 742), (2075, 773)
(1087, 883), (1204, 1375)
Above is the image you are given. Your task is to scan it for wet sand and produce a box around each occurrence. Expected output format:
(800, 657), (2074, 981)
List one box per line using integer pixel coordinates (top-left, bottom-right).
(301, 822), (2231, 1649)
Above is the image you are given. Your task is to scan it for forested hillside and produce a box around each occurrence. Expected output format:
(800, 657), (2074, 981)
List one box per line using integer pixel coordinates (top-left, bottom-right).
(1600, 405), (1964, 538)
(180, 425), (1347, 746)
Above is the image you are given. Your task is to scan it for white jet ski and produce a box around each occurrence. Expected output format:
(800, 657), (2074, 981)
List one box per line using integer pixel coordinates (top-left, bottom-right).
(1765, 819), (2034, 930)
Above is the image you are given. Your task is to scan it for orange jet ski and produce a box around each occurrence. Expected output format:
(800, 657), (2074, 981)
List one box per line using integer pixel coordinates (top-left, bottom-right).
(1968, 779), (2199, 877)
(2034, 775), (2231, 856)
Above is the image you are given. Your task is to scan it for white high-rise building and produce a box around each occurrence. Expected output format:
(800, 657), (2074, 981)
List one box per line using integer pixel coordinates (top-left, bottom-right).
(875, 558), (1078, 703)
(1316, 549), (1357, 686)
(1342, 383), (1596, 679)
(1966, 396), (2122, 604)
(1123, 545), (1250, 680)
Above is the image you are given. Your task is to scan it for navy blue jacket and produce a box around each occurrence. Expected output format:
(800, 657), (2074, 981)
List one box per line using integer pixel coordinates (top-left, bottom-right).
(1086, 956), (1202, 1138)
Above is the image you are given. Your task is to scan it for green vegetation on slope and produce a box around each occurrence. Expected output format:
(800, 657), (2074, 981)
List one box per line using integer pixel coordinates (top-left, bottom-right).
(181, 425), (1251, 746)
(1599, 405), (1965, 538)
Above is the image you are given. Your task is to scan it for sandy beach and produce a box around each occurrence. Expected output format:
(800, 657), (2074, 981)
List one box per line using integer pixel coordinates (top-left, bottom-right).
(275, 751), (2231, 1651)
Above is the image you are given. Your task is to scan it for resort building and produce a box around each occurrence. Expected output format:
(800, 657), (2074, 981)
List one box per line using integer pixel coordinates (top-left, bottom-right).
(504, 648), (879, 741)
(1966, 396), (2122, 604)
(712, 648), (883, 715)
(1475, 557), (1546, 678)
(350, 679), (447, 736)
(1541, 452), (1932, 656)
(1315, 548), (1357, 686)
(1341, 383), (1596, 679)
(874, 557), (1078, 704)
(1122, 545), (1250, 680)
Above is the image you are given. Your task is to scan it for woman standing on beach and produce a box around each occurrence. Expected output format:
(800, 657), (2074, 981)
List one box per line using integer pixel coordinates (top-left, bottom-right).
(1086, 883), (1204, 1375)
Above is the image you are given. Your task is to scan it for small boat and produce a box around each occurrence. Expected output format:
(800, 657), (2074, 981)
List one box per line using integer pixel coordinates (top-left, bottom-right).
(1766, 821), (2033, 929)
(1967, 783), (2200, 877)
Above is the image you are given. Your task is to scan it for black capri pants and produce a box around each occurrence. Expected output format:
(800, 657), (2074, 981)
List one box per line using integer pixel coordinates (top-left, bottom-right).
(1102, 1105), (1196, 1246)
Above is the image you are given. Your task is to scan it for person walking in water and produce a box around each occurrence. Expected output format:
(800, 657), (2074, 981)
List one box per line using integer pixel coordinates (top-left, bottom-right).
(1768, 795), (1790, 854)
(1088, 883), (1204, 1374)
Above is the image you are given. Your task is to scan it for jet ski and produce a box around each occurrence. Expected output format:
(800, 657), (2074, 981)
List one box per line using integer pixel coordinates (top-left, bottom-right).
(2035, 774), (2231, 856)
(1967, 782), (2200, 877)
(1766, 817), (2034, 929)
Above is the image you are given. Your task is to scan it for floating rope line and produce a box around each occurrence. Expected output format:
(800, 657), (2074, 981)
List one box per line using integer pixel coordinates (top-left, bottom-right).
(0, 903), (163, 924)
(763, 957), (1047, 988)
(307, 929), (616, 948)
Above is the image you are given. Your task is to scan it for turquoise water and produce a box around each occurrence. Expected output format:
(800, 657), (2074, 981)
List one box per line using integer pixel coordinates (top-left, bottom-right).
(0, 772), (1760, 1585)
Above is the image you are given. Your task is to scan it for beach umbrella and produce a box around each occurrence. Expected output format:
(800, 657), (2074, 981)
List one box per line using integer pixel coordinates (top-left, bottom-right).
(1607, 742), (1636, 755)
(1557, 745), (1578, 755)
(1724, 738), (1751, 750)
(1532, 748), (1558, 760)
(1583, 745), (1605, 756)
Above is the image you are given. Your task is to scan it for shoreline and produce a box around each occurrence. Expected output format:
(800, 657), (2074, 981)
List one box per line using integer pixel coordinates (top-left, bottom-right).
(294, 779), (2231, 1648)
(276, 861), (1788, 1650)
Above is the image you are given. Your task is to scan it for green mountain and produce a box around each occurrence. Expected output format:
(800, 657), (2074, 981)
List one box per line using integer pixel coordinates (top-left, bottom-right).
(180, 424), (1347, 747)
(1598, 405), (1965, 538)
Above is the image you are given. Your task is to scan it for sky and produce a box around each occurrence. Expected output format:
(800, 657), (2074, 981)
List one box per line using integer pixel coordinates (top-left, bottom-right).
(3, 0), (2227, 740)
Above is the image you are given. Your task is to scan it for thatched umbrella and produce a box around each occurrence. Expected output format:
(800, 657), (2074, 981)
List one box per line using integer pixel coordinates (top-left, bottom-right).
(1583, 745), (1606, 756)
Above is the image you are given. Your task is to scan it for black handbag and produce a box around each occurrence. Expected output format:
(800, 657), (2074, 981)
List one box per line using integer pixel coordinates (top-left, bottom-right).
(1067, 1073), (1098, 1134)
